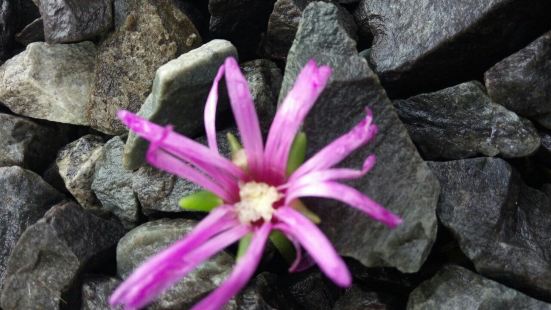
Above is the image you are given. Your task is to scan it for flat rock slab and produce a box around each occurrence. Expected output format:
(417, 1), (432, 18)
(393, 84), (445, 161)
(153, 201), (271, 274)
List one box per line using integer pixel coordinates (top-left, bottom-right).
(354, 0), (551, 97)
(0, 202), (125, 310)
(281, 1), (439, 273)
(0, 41), (96, 125)
(394, 81), (540, 160)
(407, 265), (551, 310)
(87, 0), (201, 135)
(123, 39), (236, 170)
(428, 158), (551, 299)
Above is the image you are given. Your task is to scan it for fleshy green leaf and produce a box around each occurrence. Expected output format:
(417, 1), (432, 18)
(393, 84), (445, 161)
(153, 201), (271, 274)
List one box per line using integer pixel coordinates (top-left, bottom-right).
(237, 233), (253, 260)
(287, 132), (307, 176)
(178, 191), (223, 212)
(270, 231), (296, 264)
(226, 132), (242, 156)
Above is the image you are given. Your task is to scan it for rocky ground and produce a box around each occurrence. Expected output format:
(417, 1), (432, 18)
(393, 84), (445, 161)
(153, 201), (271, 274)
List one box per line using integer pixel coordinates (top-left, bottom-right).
(0, 0), (551, 309)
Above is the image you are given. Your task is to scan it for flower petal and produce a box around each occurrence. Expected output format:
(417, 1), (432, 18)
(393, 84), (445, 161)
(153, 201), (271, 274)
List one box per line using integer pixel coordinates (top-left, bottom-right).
(224, 57), (264, 176)
(191, 223), (272, 310)
(274, 207), (351, 287)
(264, 60), (331, 180)
(110, 206), (245, 309)
(204, 65), (226, 153)
(286, 181), (402, 228)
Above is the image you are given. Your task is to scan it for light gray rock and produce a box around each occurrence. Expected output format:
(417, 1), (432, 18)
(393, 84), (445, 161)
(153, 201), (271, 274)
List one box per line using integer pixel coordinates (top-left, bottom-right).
(81, 276), (121, 310)
(57, 135), (104, 210)
(407, 266), (551, 310)
(123, 39), (236, 170)
(87, 0), (201, 135)
(394, 81), (540, 160)
(0, 202), (125, 310)
(117, 219), (234, 309)
(281, 1), (439, 273)
(0, 41), (96, 125)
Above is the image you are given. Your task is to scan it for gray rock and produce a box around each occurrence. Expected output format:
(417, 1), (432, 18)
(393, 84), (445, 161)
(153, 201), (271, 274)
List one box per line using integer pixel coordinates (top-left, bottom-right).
(281, 1), (439, 273)
(394, 81), (540, 160)
(81, 276), (121, 310)
(123, 39), (236, 170)
(333, 286), (397, 310)
(0, 202), (125, 310)
(117, 219), (234, 309)
(0, 166), (64, 288)
(236, 272), (297, 310)
(57, 135), (104, 210)
(0, 0), (16, 62)
(208, 0), (275, 59)
(354, 0), (551, 96)
(14, 17), (44, 45)
(87, 0), (201, 135)
(485, 30), (551, 118)
(38, 0), (112, 43)
(287, 270), (341, 310)
(0, 41), (96, 125)
(407, 265), (551, 310)
(428, 158), (551, 299)
(92, 136), (139, 226)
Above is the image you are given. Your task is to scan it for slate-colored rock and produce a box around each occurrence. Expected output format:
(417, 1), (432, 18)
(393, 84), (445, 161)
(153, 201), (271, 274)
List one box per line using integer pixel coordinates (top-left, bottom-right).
(394, 81), (540, 160)
(87, 0), (201, 135)
(92, 136), (140, 226)
(281, 1), (439, 273)
(0, 0), (16, 62)
(236, 272), (297, 310)
(123, 39), (236, 170)
(57, 135), (104, 210)
(38, 0), (113, 43)
(0, 41), (96, 125)
(428, 158), (551, 299)
(81, 276), (121, 310)
(0, 166), (64, 288)
(14, 17), (44, 45)
(485, 30), (551, 118)
(0, 202), (125, 310)
(117, 219), (234, 309)
(333, 286), (398, 310)
(407, 265), (551, 310)
(354, 0), (551, 97)
(209, 0), (275, 59)
(286, 270), (341, 310)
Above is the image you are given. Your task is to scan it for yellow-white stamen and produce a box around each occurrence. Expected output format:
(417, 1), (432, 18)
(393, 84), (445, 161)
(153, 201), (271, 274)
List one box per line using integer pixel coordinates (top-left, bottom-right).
(235, 182), (281, 224)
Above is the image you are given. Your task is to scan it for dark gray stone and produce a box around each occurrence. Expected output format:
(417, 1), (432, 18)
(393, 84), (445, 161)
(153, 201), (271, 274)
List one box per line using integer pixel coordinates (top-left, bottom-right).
(87, 0), (201, 135)
(333, 286), (397, 310)
(39, 0), (113, 43)
(0, 0), (15, 62)
(354, 0), (551, 97)
(81, 276), (121, 310)
(281, 1), (439, 273)
(286, 270), (341, 310)
(394, 81), (540, 160)
(14, 17), (44, 45)
(485, 30), (551, 118)
(0, 166), (64, 288)
(407, 266), (551, 310)
(428, 158), (551, 299)
(117, 219), (234, 309)
(0, 202), (125, 310)
(236, 272), (297, 310)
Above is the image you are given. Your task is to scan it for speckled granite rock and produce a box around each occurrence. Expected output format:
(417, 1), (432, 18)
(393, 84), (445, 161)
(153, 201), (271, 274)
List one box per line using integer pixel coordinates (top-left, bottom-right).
(281, 1), (439, 273)
(81, 276), (121, 310)
(394, 81), (540, 159)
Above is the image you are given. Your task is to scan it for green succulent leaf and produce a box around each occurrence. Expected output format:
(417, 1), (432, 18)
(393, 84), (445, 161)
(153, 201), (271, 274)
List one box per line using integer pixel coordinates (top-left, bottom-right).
(287, 132), (307, 176)
(178, 190), (223, 212)
(237, 233), (253, 260)
(270, 231), (296, 264)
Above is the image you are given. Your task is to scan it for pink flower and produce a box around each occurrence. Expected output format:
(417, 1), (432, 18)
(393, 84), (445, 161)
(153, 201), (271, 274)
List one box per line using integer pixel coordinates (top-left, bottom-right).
(110, 57), (402, 310)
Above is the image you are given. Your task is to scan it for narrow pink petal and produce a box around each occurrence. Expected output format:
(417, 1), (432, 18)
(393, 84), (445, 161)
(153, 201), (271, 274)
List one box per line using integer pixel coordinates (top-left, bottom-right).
(264, 60), (331, 180)
(110, 206), (244, 309)
(274, 207), (351, 287)
(224, 57), (264, 175)
(191, 223), (272, 310)
(286, 181), (402, 228)
(204, 66), (226, 152)
(289, 109), (377, 182)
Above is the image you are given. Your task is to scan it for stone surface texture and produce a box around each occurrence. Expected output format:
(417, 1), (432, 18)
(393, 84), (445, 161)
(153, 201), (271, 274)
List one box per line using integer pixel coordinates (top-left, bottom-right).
(81, 276), (121, 310)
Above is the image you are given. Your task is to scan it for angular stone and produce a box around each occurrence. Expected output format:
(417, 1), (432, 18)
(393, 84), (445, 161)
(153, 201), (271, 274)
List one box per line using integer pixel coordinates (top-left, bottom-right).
(117, 219), (234, 309)
(0, 166), (64, 288)
(123, 39), (236, 170)
(14, 17), (44, 45)
(87, 0), (201, 135)
(208, 0), (275, 59)
(407, 266), (551, 310)
(38, 0), (112, 43)
(0, 41), (96, 125)
(354, 0), (551, 97)
(0, 202), (125, 310)
(485, 30), (551, 118)
(428, 158), (551, 299)
(394, 81), (540, 160)
(281, 1), (439, 273)
(57, 135), (104, 210)
(81, 276), (121, 310)
(92, 136), (139, 226)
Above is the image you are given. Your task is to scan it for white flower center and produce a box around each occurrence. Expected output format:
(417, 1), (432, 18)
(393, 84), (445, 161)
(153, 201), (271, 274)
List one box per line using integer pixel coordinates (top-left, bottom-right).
(235, 182), (281, 225)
